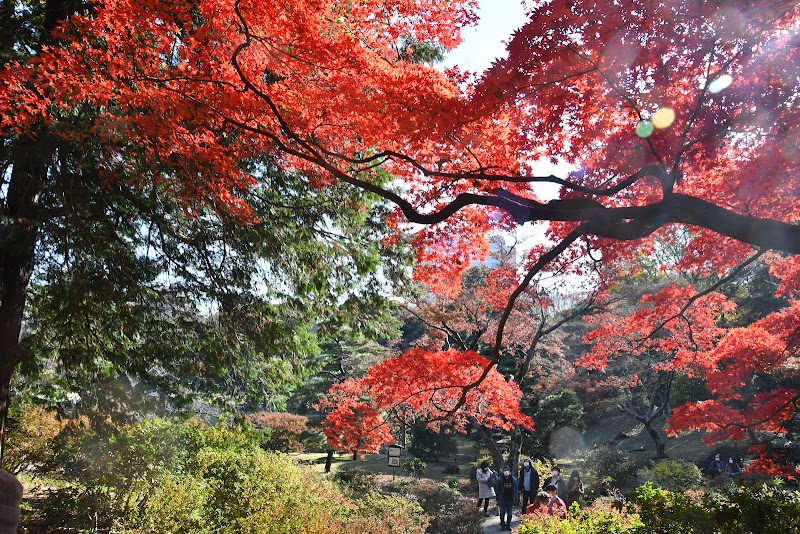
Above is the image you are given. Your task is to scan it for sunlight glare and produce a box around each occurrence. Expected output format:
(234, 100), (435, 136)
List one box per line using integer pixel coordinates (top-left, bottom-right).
(708, 74), (733, 93)
(652, 107), (676, 129)
(636, 120), (654, 138)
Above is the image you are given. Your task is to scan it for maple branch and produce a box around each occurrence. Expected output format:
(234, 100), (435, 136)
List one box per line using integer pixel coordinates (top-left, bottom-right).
(515, 291), (598, 382)
(229, 2), (800, 268)
(492, 225), (590, 365)
(714, 393), (800, 433)
(642, 248), (766, 343)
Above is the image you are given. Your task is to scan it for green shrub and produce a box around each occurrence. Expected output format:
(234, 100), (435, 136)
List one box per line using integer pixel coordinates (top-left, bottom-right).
(580, 445), (637, 498)
(333, 466), (379, 496)
(245, 411), (308, 452)
(639, 459), (703, 493)
(113, 472), (207, 533)
(402, 457), (428, 479)
(413, 483), (483, 534)
(116, 449), (350, 533)
(4, 404), (65, 475)
(702, 483), (800, 534)
(444, 476), (460, 490)
(517, 498), (641, 534)
(33, 417), (346, 532)
(408, 425), (458, 462)
(628, 483), (710, 534)
(344, 492), (430, 534)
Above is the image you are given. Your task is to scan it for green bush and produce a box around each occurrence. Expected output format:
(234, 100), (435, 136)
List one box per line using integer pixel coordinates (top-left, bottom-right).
(580, 445), (637, 498)
(639, 459), (703, 493)
(444, 476), (460, 490)
(402, 457), (428, 479)
(517, 498), (641, 534)
(518, 482), (800, 534)
(115, 448), (350, 533)
(246, 411), (309, 452)
(702, 483), (800, 534)
(408, 425), (458, 462)
(344, 492), (430, 534)
(414, 483), (484, 534)
(333, 466), (379, 496)
(628, 483), (710, 534)
(627, 482), (800, 534)
(3, 404), (65, 475)
(27, 417), (344, 532)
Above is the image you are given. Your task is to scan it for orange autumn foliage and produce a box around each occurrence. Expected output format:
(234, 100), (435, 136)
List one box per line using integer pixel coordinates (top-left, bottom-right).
(316, 349), (532, 455)
(3, 0), (800, 470)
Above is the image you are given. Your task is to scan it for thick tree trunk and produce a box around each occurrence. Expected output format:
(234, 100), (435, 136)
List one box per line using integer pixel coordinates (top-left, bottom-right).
(0, 138), (47, 466)
(640, 416), (668, 459)
(508, 425), (522, 474)
(470, 416), (504, 470)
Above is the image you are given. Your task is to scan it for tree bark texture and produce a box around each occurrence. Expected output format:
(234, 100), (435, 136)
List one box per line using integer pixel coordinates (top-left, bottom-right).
(470, 415), (504, 471)
(0, 137), (48, 466)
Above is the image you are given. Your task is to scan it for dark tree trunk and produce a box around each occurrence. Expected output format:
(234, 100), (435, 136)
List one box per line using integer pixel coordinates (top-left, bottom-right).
(642, 418), (668, 459)
(508, 425), (522, 474)
(324, 449), (334, 473)
(0, 137), (48, 466)
(470, 416), (504, 471)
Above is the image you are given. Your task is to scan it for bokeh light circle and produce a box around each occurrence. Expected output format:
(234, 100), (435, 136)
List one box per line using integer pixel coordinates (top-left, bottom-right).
(652, 107), (676, 129)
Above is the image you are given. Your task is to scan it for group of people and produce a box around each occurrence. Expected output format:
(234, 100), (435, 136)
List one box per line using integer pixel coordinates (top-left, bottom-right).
(707, 454), (742, 477)
(476, 461), (583, 531)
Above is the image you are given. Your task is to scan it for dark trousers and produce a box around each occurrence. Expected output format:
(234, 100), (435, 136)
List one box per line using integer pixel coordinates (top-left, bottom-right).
(521, 489), (532, 511)
(498, 499), (513, 527)
(477, 497), (492, 514)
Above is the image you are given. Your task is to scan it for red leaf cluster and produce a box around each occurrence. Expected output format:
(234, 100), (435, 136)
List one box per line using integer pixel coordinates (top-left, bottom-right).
(317, 349), (532, 454)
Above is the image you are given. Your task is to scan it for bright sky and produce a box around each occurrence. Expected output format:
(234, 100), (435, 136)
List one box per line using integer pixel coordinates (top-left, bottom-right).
(442, 0), (569, 258)
(442, 0), (529, 72)
(443, 0), (568, 201)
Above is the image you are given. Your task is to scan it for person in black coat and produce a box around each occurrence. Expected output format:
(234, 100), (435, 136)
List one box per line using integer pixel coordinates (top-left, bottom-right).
(518, 458), (539, 512)
(493, 466), (518, 531)
(541, 466), (568, 503)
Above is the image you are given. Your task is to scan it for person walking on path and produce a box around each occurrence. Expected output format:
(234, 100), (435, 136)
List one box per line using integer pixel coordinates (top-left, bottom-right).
(566, 469), (584, 508)
(476, 461), (497, 517)
(493, 466), (518, 531)
(518, 458), (539, 512)
(542, 466), (568, 503)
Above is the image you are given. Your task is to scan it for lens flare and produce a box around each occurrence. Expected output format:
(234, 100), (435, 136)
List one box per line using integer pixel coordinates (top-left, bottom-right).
(652, 107), (676, 129)
(708, 74), (733, 93)
(636, 120), (654, 138)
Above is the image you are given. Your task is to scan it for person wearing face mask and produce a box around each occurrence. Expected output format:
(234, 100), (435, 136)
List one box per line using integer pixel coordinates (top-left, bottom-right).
(493, 465), (518, 531)
(542, 466), (568, 503)
(475, 461), (497, 517)
(518, 458), (539, 512)
(725, 457), (742, 477)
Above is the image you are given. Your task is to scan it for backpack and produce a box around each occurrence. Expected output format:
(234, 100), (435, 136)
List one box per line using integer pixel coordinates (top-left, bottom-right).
(487, 470), (499, 487)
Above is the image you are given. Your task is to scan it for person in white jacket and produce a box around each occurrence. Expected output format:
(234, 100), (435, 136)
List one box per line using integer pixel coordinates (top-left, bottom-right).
(476, 461), (497, 517)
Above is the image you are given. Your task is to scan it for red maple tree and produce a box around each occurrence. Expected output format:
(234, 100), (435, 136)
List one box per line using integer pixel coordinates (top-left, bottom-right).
(2, 0), (800, 472)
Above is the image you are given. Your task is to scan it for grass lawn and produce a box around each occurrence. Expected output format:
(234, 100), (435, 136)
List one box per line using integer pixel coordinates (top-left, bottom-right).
(289, 439), (484, 492)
